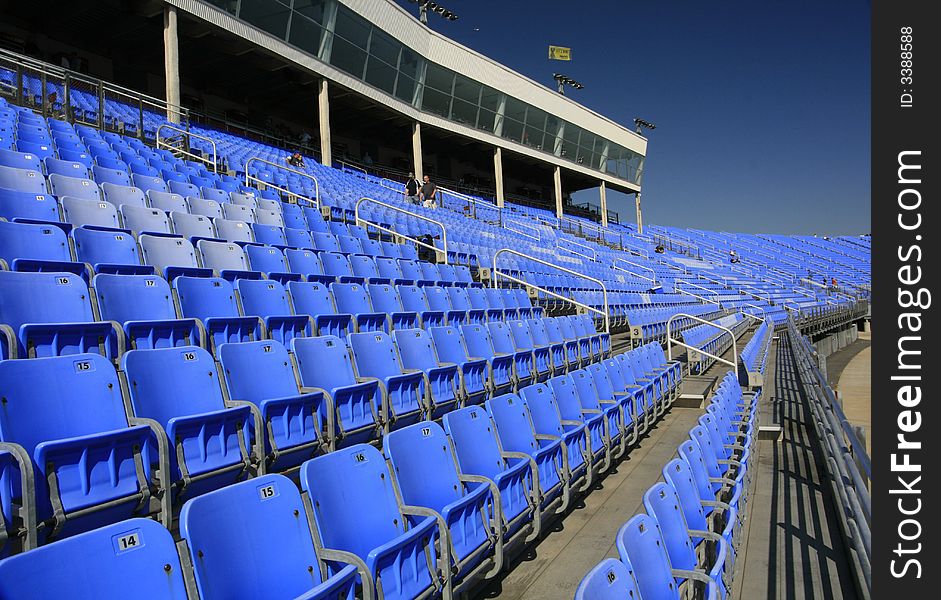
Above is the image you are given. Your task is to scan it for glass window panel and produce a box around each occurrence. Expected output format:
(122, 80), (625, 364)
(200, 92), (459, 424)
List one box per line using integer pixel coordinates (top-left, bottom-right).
(504, 97), (526, 123)
(239, 0), (291, 38)
(453, 75), (481, 104)
(333, 5), (370, 50)
(365, 56), (397, 94)
(502, 117), (524, 143)
(293, 0), (326, 24)
(421, 86), (451, 117)
(287, 13), (323, 56)
(330, 36), (367, 78)
(479, 86), (501, 112)
(368, 28), (401, 67)
(477, 108), (496, 133)
(395, 73), (416, 104)
(525, 107), (547, 132)
(399, 48), (421, 79)
(450, 98), (478, 126)
(424, 63), (454, 94)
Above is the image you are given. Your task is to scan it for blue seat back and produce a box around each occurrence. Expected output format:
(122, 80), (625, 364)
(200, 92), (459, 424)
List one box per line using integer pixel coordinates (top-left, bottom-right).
(0, 189), (59, 222)
(616, 514), (681, 600)
(0, 220), (71, 264)
(61, 196), (119, 229)
(49, 174), (101, 201)
(348, 331), (402, 379)
(0, 270), (94, 332)
(547, 374), (586, 422)
(174, 276), (241, 320)
(519, 384), (565, 437)
(663, 458), (710, 532)
(251, 223), (287, 247)
(0, 518), (187, 600)
(218, 339), (301, 401)
(139, 234), (198, 276)
(170, 211), (215, 240)
(574, 558), (640, 600)
(291, 335), (358, 390)
(331, 282), (373, 313)
(121, 205), (171, 234)
(287, 281), (335, 315)
(384, 421), (463, 511)
(643, 482), (697, 572)
(93, 273), (176, 323)
(235, 279), (294, 317)
(397, 284), (428, 312)
(101, 183), (146, 208)
(147, 191), (187, 214)
(286, 249), (323, 277)
(460, 323), (495, 359)
(72, 227), (142, 269)
(319, 252), (352, 278)
(245, 245), (289, 274)
(429, 326), (470, 363)
(214, 218), (254, 243)
(486, 394), (538, 455)
(392, 328), (439, 371)
(441, 406), (505, 480)
(198, 240), (249, 273)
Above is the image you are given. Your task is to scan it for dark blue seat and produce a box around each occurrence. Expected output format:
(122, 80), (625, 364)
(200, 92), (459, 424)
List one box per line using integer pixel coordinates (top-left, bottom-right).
(429, 326), (489, 406)
(173, 276), (265, 354)
(331, 282), (387, 333)
(393, 328), (460, 417)
(235, 279), (311, 346)
(397, 284), (443, 328)
(348, 330), (426, 428)
(287, 281), (353, 338)
(367, 283), (419, 330)
(300, 444), (446, 600)
(0, 189), (59, 223)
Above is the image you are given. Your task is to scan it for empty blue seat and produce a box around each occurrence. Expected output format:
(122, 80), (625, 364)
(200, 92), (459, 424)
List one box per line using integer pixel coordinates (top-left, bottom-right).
(349, 255), (388, 284)
(285, 248), (335, 285)
(48, 173), (101, 201)
(0, 164), (47, 194)
(45, 157), (90, 179)
(131, 174), (168, 196)
(398, 259), (434, 287)
(200, 186), (228, 203)
(349, 330), (426, 427)
(548, 374), (611, 473)
(101, 183), (147, 209)
(0, 189), (59, 223)
(0, 354), (168, 545)
(174, 276), (264, 353)
(488, 321), (535, 389)
(71, 226), (150, 275)
(0, 270), (120, 359)
(197, 239), (257, 280)
(429, 325), (489, 405)
(222, 203), (255, 223)
(178, 474), (359, 600)
(186, 196), (223, 219)
(384, 421), (502, 589)
(0, 148), (43, 172)
(367, 283), (419, 330)
(664, 458), (738, 552)
(255, 207), (284, 228)
(214, 218), (255, 244)
(93, 273), (202, 350)
(331, 282), (387, 332)
(147, 190), (187, 213)
(398, 284), (443, 328)
(60, 196), (119, 229)
(284, 227), (313, 249)
(169, 211), (216, 242)
(0, 518), (187, 600)
(509, 320), (552, 382)
(575, 558), (640, 600)
(447, 286), (486, 324)
(287, 281), (353, 338)
(251, 222), (288, 247)
(393, 328), (460, 416)
(244, 244), (294, 283)
(218, 340), (329, 469)
(91, 165), (132, 187)
(139, 233), (208, 280)
(319, 252), (362, 284)
(461, 323), (514, 396)
(376, 256), (410, 284)
(441, 406), (539, 547)
(122, 345), (259, 501)
(168, 179), (199, 198)
(235, 279), (311, 345)
(120, 204), (171, 234)
(300, 444), (446, 599)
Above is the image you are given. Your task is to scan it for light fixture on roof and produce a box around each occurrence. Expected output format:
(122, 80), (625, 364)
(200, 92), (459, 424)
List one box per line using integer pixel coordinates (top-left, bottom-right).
(553, 73), (584, 95)
(633, 118), (657, 134)
(408, 0), (459, 24)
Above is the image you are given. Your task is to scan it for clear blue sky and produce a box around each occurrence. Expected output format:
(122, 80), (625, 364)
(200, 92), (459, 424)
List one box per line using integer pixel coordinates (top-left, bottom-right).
(394, 0), (871, 235)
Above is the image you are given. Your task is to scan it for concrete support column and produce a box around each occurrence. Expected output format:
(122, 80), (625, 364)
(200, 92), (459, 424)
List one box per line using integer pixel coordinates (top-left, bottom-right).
(318, 79), (332, 167)
(411, 122), (423, 181)
(635, 192), (644, 234)
(493, 146), (505, 208)
(163, 6), (181, 124)
(553, 165), (563, 220)
(599, 181), (608, 227)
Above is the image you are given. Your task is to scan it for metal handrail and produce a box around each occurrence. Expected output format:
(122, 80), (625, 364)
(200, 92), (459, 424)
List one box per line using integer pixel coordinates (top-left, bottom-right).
(677, 279), (722, 305)
(612, 263), (656, 284)
(492, 248), (609, 334)
(674, 287), (721, 307)
(557, 238), (597, 261)
(613, 258), (657, 283)
(244, 157), (320, 209)
(504, 219), (541, 242)
(561, 215), (623, 249)
(337, 160), (368, 178)
(378, 178), (406, 196)
(438, 186), (502, 224)
(740, 302), (767, 322)
(355, 197), (448, 264)
(666, 313), (738, 369)
(156, 124), (218, 173)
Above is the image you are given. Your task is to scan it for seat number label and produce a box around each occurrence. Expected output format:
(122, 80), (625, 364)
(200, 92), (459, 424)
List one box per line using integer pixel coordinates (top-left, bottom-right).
(258, 483), (278, 500)
(116, 531), (141, 554)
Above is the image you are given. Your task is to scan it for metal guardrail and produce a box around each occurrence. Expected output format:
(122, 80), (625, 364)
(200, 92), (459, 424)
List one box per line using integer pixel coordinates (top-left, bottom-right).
(492, 248), (610, 335)
(786, 316), (871, 594)
(560, 215), (623, 250)
(438, 186), (503, 226)
(355, 197), (448, 264)
(677, 280), (722, 306)
(666, 313), (738, 369)
(504, 219), (541, 242)
(157, 124), (218, 173)
(336, 160), (368, 178)
(613, 258), (657, 283)
(244, 157), (320, 209)
(557, 238), (597, 262)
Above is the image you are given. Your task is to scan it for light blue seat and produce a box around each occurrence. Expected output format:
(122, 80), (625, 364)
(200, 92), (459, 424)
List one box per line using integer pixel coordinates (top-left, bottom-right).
(213, 217), (255, 243)
(147, 190), (187, 213)
(122, 345), (259, 501)
(120, 204), (171, 234)
(222, 202), (255, 223)
(200, 185), (228, 203)
(331, 282), (387, 333)
(0, 189), (59, 223)
(197, 239), (257, 281)
(0, 148), (43, 173)
(139, 233), (208, 280)
(384, 421), (502, 590)
(664, 458), (738, 553)
(348, 330), (426, 428)
(170, 211), (216, 242)
(91, 165), (132, 187)
(255, 207), (284, 228)
(0, 164), (47, 194)
(101, 182), (146, 208)
(571, 368), (626, 461)
(393, 328), (460, 417)
(44, 157), (90, 179)
(178, 474), (359, 600)
(251, 222), (288, 247)
(131, 174), (168, 196)
(174, 276), (264, 354)
(508, 320), (551, 382)
(186, 195), (223, 219)
(574, 558), (640, 600)
(287, 281), (352, 338)
(319, 252), (362, 284)
(235, 279), (311, 346)
(0, 270), (120, 360)
(93, 273), (202, 350)
(0, 354), (167, 546)
(48, 173), (101, 201)
(300, 444), (446, 600)
(0, 518), (187, 600)
(60, 196), (119, 229)
(168, 179), (199, 198)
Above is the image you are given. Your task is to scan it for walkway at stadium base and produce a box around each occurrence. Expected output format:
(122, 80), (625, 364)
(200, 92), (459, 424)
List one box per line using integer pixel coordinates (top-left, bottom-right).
(484, 327), (865, 600)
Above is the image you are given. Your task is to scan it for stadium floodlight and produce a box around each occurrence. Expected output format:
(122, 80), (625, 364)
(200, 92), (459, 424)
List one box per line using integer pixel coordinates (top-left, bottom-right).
(408, 0), (459, 24)
(553, 73), (585, 95)
(633, 118), (657, 134)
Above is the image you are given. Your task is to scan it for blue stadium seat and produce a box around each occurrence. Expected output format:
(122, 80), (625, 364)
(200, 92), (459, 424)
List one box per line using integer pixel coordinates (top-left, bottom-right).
(663, 458), (738, 552)
(131, 174), (168, 196)
(250, 223), (288, 247)
(393, 328), (459, 416)
(375, 256), (410, 284)
(60, 196), (119, 229)
(285, 248), (335, 285)
(349, 255), (388, 284)
(218, 340), (330, 468)
(235, 279), (311, 345)
(287, 281), (353, 338)
(311, 231), (341, 253)
(397, 259), (434, 287)
(548, 374), (612, 473)
(488, 321), (534, 389)
(331, 282), (387, 332)
(186, 196), (223, 219)
(169, 211), (216, 242)
(425, 285), (466, 325)
(168, 179), (199, 198)
(509, 320), (552, 382)
(441, 406), (540, 548)
(300, 444), (447, 599)
(0, 189), (59, 223)
(213, 218), (255, 244)
(0, 149), (43, 172)
(71, 226), (151, 275)
(244, 244), (295, 283)
(120, 204), (171, 234)
(48, 173), (101, 201)
(367, 283), (419, 330)
(319, 252), (362, 284)
(284, 227), (313, 249)
(0, 270), (121, 360)
(174, 276), (264, 353)
(101, 184), (147, 210)
(197, 239), (258, 281)
(0, 165), (47, 195)
(384, 421), (503, 590)
(0, 354), (168, 545)
(574, 558), (640, 600)
(460, 323), (514, 396)
(45, 157), (90, 179)
(222, 203), (255, 224)
(429, 325), (489, 405)
(92, 166), (132, 187)
(178, 474), (359, 600)
(139, 233), (209, 280)
(93, 273), (202, 350)
(397, 284), (443, 328)
(0, 518), (187, 600)
(122, 345), (259, 501)
(348, 330), (426, 427)
(147, 190), (187, 213)
(447, 286), (486, 324)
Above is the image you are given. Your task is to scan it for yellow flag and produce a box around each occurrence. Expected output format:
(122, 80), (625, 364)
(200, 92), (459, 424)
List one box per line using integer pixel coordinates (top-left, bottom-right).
(548, 46), (571, 61)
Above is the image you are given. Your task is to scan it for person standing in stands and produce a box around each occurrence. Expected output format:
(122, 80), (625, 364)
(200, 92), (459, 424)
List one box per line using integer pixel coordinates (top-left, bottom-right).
(404, 173), (420, 205)
(287, 152), (305, 168)
(420, 174), (438, 208)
